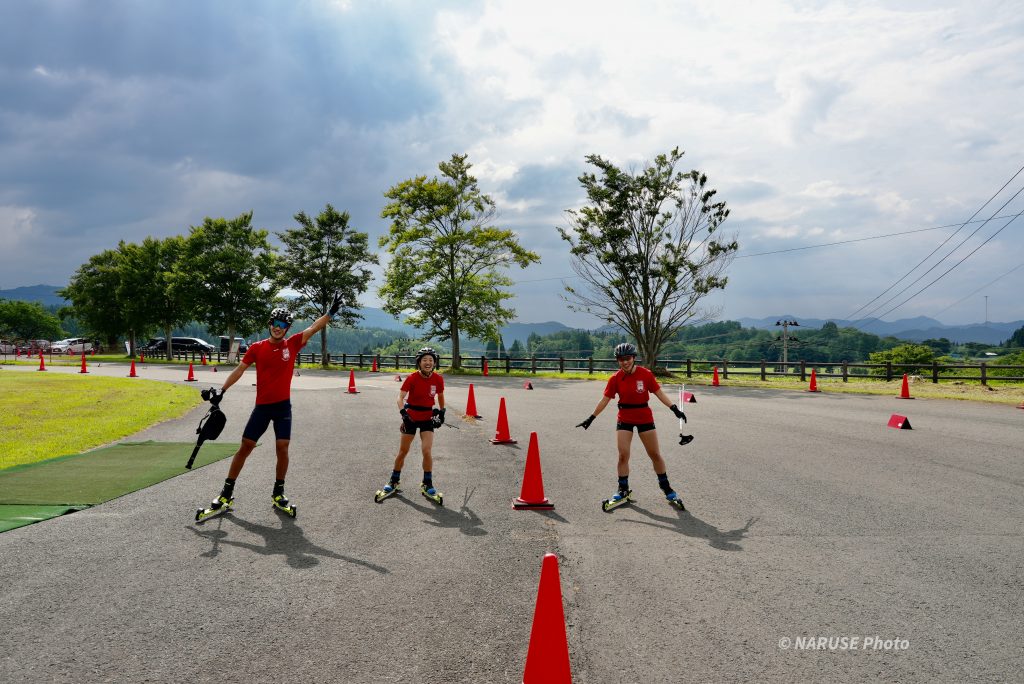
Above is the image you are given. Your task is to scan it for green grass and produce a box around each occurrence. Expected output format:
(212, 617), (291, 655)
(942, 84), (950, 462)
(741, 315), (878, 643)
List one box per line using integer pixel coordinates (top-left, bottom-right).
(0, 373), (202, 469)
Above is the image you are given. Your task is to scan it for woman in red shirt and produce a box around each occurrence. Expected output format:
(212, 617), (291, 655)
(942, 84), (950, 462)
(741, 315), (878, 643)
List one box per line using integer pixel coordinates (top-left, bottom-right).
(576, 343), (688, 512)
(374, 347), (447, 506)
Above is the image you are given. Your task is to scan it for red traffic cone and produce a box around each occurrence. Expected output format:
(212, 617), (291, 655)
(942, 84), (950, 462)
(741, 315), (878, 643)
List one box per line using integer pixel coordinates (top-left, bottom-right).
(513, 432), (554, 509)
(128, 360), (137, 377)
(201, 354), (207, 366)
(185, 363), (197, 382)
(887, 414), (912, 429)
(37, 352), (47, 371)
(483, 358), (489, 376)
(712, 366), (720, 386)
(807, 368), (820, 393)
(79, 352), (89, 374)
(347, 369), (359, 394)
(139, 352), (145, 364)
(524, 380), (533, 390)
(371, 356), (378, 372)
(489, 396), (517, 444)
(523, 553), (572, 684)
(898, 373), (912, 399)
(465, 383), (482, 419)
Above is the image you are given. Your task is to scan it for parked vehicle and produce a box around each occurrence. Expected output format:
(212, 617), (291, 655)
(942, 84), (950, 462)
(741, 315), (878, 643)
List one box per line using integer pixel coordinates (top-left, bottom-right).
(0, 339), (15, 354)
(27, 339), (52, 353)
(50, 338), (94, 354)
(219, 336), (248, 354)
(170, 337), (216, 354)
(141, 338), (166, 353)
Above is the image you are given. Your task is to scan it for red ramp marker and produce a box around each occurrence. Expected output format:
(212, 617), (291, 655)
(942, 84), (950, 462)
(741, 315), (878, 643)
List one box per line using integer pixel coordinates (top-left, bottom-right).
(887, 414), (912, 430)
(523, 553), (572, 684)
(683, 391), (696, 403)
(524, 380), (534, 390)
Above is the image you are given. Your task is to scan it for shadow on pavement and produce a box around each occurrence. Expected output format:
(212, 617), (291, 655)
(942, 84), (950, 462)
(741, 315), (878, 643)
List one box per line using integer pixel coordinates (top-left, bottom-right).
(188, 513), (389, 573)
(622, 505), (759, 551)
(397, 486), (488, 536)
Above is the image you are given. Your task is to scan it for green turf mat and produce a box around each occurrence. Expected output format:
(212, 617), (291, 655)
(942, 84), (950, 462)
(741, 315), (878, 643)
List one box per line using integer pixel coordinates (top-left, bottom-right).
(0, 505), (88, 533)
(0, 441), (237, 506)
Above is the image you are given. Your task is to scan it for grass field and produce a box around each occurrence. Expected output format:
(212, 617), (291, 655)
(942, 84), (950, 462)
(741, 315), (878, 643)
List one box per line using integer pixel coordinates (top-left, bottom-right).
(0, 373), (202, 469)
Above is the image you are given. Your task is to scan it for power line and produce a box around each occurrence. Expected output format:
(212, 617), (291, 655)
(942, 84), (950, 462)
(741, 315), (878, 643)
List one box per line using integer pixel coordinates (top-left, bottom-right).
(930, 263), (1024, 317)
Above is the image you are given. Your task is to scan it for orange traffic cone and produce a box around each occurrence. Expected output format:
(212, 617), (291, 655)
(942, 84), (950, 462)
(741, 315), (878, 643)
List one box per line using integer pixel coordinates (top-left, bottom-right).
(185, 363), (197, 382)
(513, 432), (554, 509)
(465, 383), (482, 419)
(371, 356), (378, 372)
(712, 367), (720, 386)
(79, 352), (89, 374)
(347, 369), (359, 394)
(201, 354), (207, 366)
(522, 553), (572, 684)
(139, 351), (144, 363)
(898, 373), (912, 399)
(128, 361), (137, 377)
(489, 396), (517, 444)
(37, 352), (46, 371)
(807, 368), (820, 393)
(483, 358), (489, 376)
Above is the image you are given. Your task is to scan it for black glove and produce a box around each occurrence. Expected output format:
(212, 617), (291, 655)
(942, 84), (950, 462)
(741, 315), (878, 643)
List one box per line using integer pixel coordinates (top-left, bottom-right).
(400, 408), (412, 422)
(328, 291), (342, 317)
(576, 414), (596, 430)
(431, 407), (446, 426)
(670, 404), (686, 423)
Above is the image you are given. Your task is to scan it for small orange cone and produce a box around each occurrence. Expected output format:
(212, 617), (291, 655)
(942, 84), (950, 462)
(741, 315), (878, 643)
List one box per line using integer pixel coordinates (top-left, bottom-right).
(79, 352), (89, 374)
(185, 363), (197, 382)
(522, 553), (571, 684)
(465, 383), (482, 419)
(513, 432), (554, 509)
(483, 358), (489, 376)
(807, 368), (820, 392)
(489, 396), (517, 444)
(128, 361), (137, 377)
(712, 366), (720, 386)
(371, 356), (378, 372)
(139, 352), (144, 363)
(898, 373), (912, 399)
(201, 354), (207, 366)
(37, 352), (47, 371)
(347, 369), (359, 394)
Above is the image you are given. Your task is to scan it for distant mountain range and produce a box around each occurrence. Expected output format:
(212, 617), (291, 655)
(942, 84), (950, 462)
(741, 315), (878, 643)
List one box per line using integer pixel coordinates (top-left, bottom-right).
(3, 285), (1018, 345)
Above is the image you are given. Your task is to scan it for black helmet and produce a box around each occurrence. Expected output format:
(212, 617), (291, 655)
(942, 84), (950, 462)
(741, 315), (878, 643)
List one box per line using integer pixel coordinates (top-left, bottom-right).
(269, 307), (294, 326)
(614, 342), (637, 358)
(415, 347), (440, 369)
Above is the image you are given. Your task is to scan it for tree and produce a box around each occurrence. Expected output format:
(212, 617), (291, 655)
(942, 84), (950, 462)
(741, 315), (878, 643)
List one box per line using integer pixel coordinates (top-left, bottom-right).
(379, 154), (540, 369)
(60, 248), (130, 347)
(1002, 325), (1024, 350)
(868, 343), (936, 376)
(123, 236), (195, 358)
(276, 204), (377, 367)
(558, 147), (736, 373)
(0, 299), (63, 341)
(178, 212), (277, 351)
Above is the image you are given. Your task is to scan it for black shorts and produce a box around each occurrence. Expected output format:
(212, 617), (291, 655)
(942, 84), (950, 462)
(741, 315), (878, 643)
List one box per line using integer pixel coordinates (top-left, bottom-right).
(400, 419), (435, 435)
(243, 400), (292, 441)
(616, 421), (656, 433)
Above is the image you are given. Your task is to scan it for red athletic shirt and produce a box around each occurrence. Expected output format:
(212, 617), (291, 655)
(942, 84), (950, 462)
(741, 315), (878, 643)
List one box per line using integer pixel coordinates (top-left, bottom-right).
(604, 365), (660, 423)
(241, 333), (306, 405)
(401, 371), (445, 421)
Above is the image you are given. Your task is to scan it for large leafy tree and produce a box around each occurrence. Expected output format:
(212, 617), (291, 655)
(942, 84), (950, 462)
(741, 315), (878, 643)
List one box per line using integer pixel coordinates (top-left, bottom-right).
(379, 154), (540, 369)
(0, 299), (63, 341)
(178, 212), (278, 350)
(558, 147), (737, 371)
(122, 236), (195, 358)
(59, 248), (130, 348)
(276, 204), (377, 367)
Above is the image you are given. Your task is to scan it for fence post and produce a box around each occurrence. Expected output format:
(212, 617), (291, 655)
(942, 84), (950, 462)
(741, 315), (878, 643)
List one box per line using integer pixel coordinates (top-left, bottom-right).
(589, 356), (594, 375)
(358, 353), (363, 367)
(686, 359), (692, 379)
(559, 355), (564, 373)
(531, 356), (537, 374)
(981, 361), (987, 386)
(842, 361), (848, 382)
(395, 354), (400, 370)
(722, 360), (729, 379)
(800, 360), (806, 382)
(505, 356), (510, 373)
(480, 355), (486, 373)
(932, 360), (939, 384)
(760, 359), (766, 381)
(886, 361), (892, 381)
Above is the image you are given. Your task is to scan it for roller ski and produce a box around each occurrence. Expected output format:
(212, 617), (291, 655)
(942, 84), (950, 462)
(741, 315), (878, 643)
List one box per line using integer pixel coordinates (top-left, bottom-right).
(374, 481), (401, 503)
(666, 490), (686, 511)
(271, 493), (297, 518)
(420, 483), (444, 507)
(195, 495), (233, 523)
(601, 489), (634, 513)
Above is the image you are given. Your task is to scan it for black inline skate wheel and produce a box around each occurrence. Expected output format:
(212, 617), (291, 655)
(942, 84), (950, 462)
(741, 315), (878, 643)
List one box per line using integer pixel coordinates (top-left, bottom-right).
(291, 505), (297, 518)
(195, 509), (203, 522)
(601, 500), (611, 512)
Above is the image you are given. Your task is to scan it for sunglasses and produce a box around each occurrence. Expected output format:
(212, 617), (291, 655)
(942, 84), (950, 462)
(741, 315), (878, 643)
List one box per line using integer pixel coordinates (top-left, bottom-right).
(271, 319), (290, 329)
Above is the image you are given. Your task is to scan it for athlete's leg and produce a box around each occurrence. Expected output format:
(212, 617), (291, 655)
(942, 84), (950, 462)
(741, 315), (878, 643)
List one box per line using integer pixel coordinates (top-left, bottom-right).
(637, 429), (666, 473)
(420, 429), (434, 473)
(616, 428), (634, 477)
(392, 432), (416, 471)
(226, 438), (258, 480)
(275, 439), (289, 480)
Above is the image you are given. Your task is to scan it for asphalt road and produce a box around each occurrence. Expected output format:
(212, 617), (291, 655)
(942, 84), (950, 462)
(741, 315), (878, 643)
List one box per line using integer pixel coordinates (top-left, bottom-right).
(1, 362), (1022, 683)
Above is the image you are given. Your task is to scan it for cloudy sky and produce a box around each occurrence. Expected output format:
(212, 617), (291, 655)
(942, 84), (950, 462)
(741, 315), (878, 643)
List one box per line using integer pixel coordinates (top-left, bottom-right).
(2, 0), (1022, 328)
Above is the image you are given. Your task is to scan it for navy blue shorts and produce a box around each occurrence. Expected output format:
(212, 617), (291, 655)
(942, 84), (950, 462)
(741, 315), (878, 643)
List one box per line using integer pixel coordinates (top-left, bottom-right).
(243, 400), (292, 441)
(616, 421), (656, 433)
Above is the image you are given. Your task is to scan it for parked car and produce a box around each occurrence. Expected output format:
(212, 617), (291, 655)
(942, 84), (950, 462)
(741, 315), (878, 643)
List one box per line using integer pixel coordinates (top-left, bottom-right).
(27, 339), (51, 353)
(50, 338), (94, 354)
(219, 336), (248, 354)
(170, 337), (216, 354)
(0, 339), (15, 354)
(140, 338), (166, 353)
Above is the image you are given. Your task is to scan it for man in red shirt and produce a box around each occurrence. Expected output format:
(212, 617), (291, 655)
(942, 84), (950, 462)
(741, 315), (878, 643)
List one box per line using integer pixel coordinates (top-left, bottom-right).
(195, 295), (340, 522)
(576, 342), (689, 511)
(374, 347), (446, 506)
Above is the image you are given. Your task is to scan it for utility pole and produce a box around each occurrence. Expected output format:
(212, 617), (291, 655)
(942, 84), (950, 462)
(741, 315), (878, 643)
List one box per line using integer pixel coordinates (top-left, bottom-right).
(775, 319), (799, 373)
(984, 295), (988, 325)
